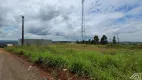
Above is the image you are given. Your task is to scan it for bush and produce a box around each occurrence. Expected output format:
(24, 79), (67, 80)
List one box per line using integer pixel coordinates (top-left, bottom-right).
(43, 56), (67, 68)
(35, 56), (43, 65)
(69, 60), (92, 76)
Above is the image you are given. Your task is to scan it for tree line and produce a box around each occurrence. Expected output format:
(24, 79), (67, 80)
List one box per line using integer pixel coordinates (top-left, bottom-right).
(76, 35), (117, 45)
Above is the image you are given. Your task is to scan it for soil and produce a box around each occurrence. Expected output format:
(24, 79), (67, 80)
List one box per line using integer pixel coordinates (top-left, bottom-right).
(0, 49), (44, 80)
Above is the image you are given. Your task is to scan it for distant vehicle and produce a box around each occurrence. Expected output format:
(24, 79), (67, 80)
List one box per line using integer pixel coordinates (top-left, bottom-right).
(0, 44), (7, 48)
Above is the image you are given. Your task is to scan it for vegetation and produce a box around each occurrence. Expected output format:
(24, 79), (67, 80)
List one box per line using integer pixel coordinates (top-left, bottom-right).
(112, 36), (116, 44)
(100, 35), (108, 45)
(77, 35), (110, 45)
(93, 35), (99, 44)
(5, 44), (142, 80)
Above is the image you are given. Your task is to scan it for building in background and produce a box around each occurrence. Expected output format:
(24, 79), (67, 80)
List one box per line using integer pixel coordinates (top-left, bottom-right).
(18, 39), (52, 45)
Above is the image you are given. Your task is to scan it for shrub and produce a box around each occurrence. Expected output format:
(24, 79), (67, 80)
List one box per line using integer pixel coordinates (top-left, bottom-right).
(35, 56), (43, 65)
(69, 60), (92, 76)
(43, 56), (67, 68)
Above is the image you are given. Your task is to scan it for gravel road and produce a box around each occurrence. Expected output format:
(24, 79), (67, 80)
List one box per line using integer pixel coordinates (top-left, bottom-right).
(0, 49), (43, 80)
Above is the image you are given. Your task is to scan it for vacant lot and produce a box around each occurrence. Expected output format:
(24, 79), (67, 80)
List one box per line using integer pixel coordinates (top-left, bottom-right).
(5, 44), (142, 80)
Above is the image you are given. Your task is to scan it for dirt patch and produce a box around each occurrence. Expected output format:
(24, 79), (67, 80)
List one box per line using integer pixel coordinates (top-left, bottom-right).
(0, 48), (42, 80)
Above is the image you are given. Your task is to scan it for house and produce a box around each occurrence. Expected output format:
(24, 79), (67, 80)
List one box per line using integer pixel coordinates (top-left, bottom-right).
(18, 39), (52, 46)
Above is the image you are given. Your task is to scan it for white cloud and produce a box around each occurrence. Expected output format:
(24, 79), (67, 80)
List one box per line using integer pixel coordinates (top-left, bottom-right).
(0, 0), (142, 41)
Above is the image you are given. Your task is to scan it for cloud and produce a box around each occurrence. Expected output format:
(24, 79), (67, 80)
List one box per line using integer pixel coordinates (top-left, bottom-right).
(39, 5), (61, 21)
(0, 0), (142, 41)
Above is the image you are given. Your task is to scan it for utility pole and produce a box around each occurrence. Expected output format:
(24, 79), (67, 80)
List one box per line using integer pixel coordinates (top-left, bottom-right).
(22, 16), (24, 46)
(81, 0), (85, 41)
(117, 35), (119, 44)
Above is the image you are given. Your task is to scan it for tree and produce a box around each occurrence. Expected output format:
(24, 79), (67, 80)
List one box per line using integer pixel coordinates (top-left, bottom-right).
(82, 40), (85, 44)
(76, 40), (79, 44)
(91, 39), (94, 44)
(100, 35), (108, 45)
(88, 39), (91, 44)
(112, 36), (116, 44)
(94, 35), (99, 44)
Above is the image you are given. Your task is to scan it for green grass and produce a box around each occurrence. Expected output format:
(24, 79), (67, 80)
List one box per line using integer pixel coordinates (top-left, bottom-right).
(5, 44), (142, 80)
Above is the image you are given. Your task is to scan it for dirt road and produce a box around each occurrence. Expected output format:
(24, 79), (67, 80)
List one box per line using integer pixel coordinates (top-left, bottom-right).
(0, 49), (43, 80)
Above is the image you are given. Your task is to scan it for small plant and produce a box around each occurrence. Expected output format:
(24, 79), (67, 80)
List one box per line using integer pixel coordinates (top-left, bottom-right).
(18, 51), (24, 55)
(69, 60), (92, 76)
(35, 56), (43, 65)
(43, 56), (67, 68)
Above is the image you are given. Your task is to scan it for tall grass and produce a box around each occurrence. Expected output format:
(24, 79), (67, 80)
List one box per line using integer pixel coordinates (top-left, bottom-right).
(5, 44), (142, 80)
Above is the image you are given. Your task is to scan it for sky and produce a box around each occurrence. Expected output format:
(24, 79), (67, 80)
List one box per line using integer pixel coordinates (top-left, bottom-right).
(0, 0), (142, 41)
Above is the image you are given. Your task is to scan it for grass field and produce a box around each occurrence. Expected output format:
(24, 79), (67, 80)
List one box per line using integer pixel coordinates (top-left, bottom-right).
(5, 44), (142, 80)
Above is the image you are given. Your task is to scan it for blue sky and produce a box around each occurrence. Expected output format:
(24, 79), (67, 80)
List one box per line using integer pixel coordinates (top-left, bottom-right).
(0, 0), (142, 41)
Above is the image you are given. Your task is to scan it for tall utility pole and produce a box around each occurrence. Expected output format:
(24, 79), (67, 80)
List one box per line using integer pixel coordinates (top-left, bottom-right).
(117, 35), (119, 44)
(22, 16), (24, 46)
(81, 0), (85, 41)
